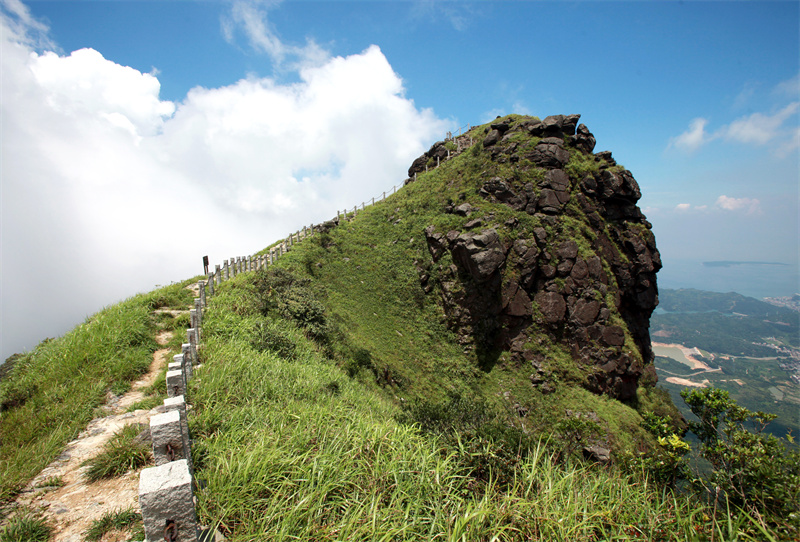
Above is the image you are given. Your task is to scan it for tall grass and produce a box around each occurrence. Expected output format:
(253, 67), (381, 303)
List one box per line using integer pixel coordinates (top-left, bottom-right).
(192, 276), (773, 541)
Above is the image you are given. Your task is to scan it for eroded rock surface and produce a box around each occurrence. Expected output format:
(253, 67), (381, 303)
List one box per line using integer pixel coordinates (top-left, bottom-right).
(417, 114), (661, 399)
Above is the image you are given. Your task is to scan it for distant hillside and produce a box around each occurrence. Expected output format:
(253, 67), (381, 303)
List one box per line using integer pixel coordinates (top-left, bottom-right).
(653, 288), (800, 356)
(652, 288), (800, 440)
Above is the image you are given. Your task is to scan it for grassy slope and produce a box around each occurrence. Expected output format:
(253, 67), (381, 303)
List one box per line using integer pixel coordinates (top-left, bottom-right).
(0, 280), (197, 501)
(192, 273), (740, 541)
(271, 121), (668, 455)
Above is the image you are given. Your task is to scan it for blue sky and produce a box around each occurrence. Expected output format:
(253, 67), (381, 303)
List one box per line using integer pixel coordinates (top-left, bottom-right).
(1, 0), (798, 358)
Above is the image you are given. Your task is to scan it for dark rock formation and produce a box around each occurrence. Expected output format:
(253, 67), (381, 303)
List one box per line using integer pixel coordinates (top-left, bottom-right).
(418, 114), (661, 401)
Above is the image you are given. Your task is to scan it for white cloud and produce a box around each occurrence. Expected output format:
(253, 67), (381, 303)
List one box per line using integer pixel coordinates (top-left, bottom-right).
(410, 0), (479, 31)
(774, 73), (800, 97)
(222, 0), (329, 70)
(0, 9), (448, 359)
(673, 203), (708, 213)
(669, 117), (710, 152)
(670, 100), (799, 154)
(0, 0), (53, 50)
(715, 195), (761, 215)
(720, 102), (799, 145)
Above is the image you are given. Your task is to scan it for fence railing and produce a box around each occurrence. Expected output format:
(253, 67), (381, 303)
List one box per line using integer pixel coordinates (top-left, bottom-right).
(135, 127), (478, 541)
(137, 284), (205, 541)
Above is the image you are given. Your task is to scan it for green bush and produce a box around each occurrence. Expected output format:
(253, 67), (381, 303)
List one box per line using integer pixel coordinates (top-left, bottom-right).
(623, 411), (690, 486)
(253, 268), (330, 343)
(250, 320), (298, 360)
(396, 390), (493, 435)
(682, 387), (800, 531)
(343, 347), (374, 378)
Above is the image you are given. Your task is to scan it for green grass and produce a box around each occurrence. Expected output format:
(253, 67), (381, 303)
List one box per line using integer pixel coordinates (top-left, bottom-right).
(0, 279), (196, 501)
(0, 510), (51, 542)
(83, 507), (143, 542)
(81, 423), (151, 482)
(190, 273), (779, 540)
(33, 475), (64, 490)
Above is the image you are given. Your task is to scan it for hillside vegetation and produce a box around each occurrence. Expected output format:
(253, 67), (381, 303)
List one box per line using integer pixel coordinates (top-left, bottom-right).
(2, 115), (798, 540)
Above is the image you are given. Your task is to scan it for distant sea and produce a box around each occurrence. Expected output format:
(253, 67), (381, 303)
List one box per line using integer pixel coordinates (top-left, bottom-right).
(657, 259), (799, 300)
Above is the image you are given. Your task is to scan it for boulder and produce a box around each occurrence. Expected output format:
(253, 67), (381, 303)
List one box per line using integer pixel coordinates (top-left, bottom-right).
(483, 129), (502, 147)
(537, 189), (569, 214)
(454, 203), (474, 216)
(562, 114), (581, 136)
(571, 298), (601, 326)
(542, 115), (565, 137)
(503, 281), (533, 317)
(541, 169), (570, 191)
(595, 151), (616, 166)
(601, 325), (625, 346)
(535, 291), (566, 324)
(570, 124), (596, 154)
(424, 226), (447, 262)
(556, 240), (579, 260)
(408, 155), (428, 177)
(527, 138), (570, 169)
(451, 229), (506, 283)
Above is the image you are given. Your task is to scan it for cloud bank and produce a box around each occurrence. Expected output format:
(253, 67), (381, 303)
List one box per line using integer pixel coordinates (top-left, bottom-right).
(0, 2), (447, 359)
(669, 76), (800, 154)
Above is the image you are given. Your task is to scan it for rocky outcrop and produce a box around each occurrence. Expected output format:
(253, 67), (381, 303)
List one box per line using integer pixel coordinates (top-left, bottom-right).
(418, 114), (661, 400)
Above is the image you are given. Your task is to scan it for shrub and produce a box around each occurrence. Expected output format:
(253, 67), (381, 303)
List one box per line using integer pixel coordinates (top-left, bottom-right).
(396, 390), (492, 435)
(343, 347), (374, 378)
(681, 387), (800, 530)
(253, 268), (330, 343)
(251, 321), (298, 360)
(624, 411), (690, 486)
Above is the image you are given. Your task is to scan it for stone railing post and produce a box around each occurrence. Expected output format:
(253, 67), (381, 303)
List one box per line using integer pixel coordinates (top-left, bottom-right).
(150, 409), (190, 466)
(215, 264), (221, 285)
(207, 274), (215, 296)
(187, 328), (197, 350)
(199, 281), (206, 308)
(139, 460), (198, 542)
(223, 260), (229, 280)
(174, 351), (191, 382)
(166, 367), (185, 398)
(181, 343), (193, 375)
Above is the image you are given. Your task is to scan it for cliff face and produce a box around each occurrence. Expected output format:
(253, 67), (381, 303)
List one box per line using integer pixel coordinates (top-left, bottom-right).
(410, 115), (661, 400)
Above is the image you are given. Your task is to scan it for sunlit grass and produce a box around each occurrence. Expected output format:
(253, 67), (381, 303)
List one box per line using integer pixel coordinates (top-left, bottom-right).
(0, 279), (196, 501)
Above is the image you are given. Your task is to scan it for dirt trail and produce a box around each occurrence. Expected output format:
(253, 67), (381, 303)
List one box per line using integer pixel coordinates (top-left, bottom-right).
(12, 330), (174, 542)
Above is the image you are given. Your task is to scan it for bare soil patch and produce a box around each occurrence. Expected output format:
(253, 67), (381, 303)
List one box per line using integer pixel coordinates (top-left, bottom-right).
(10, 331), (173, 542)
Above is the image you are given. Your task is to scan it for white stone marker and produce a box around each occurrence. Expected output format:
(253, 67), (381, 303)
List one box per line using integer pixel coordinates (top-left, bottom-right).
(150, 410), (189, 466)
(194, 298), (202, 325)
(187, 328), (197, 349)
(166, 369), (185, 398)
(139, 459), (198, 542)
(174, 352), (191, 381)
(181, 343), (192, 368)
(163, 395), (189, 436)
